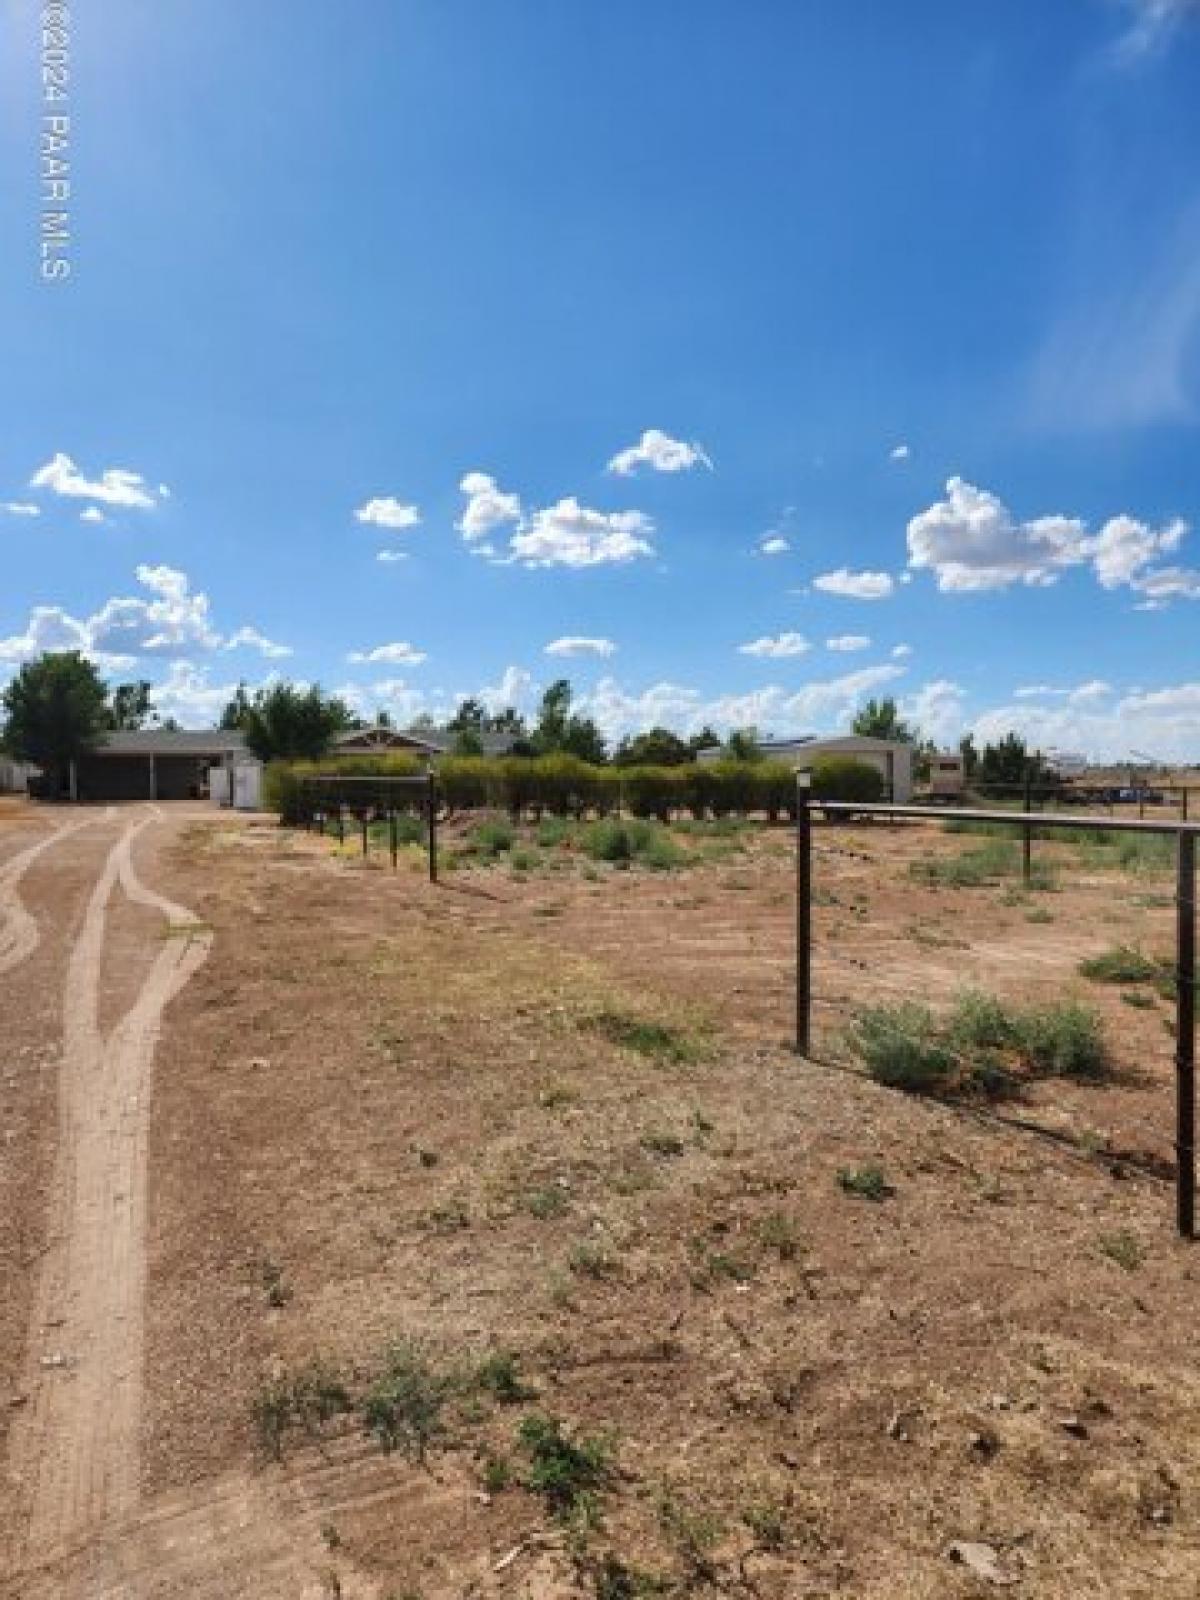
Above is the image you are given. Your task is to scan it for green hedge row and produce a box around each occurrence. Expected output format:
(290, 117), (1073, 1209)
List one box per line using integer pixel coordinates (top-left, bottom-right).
(267, 752), (884, 825)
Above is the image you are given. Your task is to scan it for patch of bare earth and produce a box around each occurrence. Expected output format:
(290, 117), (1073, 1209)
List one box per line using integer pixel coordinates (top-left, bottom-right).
(90, 817), (1200, 1598)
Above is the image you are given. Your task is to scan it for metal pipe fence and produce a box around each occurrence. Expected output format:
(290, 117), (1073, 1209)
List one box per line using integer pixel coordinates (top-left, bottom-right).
(297, 773), (439, 883)
(795, 790), (1199, 1237)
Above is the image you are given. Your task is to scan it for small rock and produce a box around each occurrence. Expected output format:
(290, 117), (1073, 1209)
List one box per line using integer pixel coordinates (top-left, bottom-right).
(969, 1428), (1001, 1459)
(886, 1408), (915, 1442)
(1059, 1415), (1089, 1439)
(988, 1393), (1012, 1411)
(39, 1353), (68, 1370)
(945, 1540), (1020, 1587)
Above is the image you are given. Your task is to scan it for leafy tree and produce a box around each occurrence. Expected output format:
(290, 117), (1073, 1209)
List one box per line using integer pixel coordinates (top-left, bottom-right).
(487, 706), (528, 737)
(106, 680), (154, 730)
(235, 683), (353, 762)
(688, 725), (721, 758)
(723, 727), (763, 762)
(376, 708), (393, 729)
(1, 651), (109, 790)
(613, 727), (691, 767)
(220, 683), (253, 731)
(409, 712), (437, 732)
(532, 678), (607, 763)
(452, 727), (484, 756)
(447, 696), (488, 734)
(852, 696), (917, 744)
(977, 731), (1055, 790)
(959, 732), (979, 780)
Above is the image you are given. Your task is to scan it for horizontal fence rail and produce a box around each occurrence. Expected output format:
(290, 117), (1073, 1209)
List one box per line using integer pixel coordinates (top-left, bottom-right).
(796, 791), (1198, 1238)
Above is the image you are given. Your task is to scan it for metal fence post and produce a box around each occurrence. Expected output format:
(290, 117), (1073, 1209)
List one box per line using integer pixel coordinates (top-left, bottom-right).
(427, 771), (438, 883)
(1022, 767), (1033, 887)
(1177, 831), (1196, 1239)
(795, 772), (813, 1056)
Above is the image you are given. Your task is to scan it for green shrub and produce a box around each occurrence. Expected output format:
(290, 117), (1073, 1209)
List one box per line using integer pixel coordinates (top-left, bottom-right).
(1079, 945), (1162, 984)
(472, 816), (515, 856)
(808, 756), (885, 804)
(837, 1164), (892, 1201)
(363, 1341), (450, 1460)
(516, 1414), (614, 1524)
(1014, 1002), (1108, 1080)
(852, 1003), (957, 1093)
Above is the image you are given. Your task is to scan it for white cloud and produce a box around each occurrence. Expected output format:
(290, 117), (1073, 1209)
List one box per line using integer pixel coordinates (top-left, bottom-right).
(149, 662), (271, 727)
(889, 443), (911, 462)
(1088, 513), (1187, 587)
(907, 477), (1087, 591)
(376, 549), (409, 563)
(607, 429), (712, 476)
(0, 566), (283, 669)
(544, 636), (617, 658)
(900, 680), (968, 745)
(1013, 681), (1113, 704)
(80, 507), (106, 525)
(892, 643), (913, 659)
(481, 665), (534, 714)
(812, 568), (895, 600)
(758, 536), (790, 556)
(346, 641), (428, 666)
(737, 632), (811, 659)
(457, 471), (522, 542)
(826, 634), (871, 652)
(29, 451), (165, 509)
(1114, 0), (1200, 59)
(973, 682), (1200, 764)
(224, 626), (293, 659)
(354, 496), (421, 531)
(335, 678), (436, 727)
(509, 498), (655, 568)
(577, 663), (905, 743)
(907, 477), (1198, 603)
(2, 501), (40, 517)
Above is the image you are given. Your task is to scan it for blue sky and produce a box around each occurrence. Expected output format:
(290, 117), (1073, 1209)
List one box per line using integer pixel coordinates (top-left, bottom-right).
(2, 0), (1200, 757)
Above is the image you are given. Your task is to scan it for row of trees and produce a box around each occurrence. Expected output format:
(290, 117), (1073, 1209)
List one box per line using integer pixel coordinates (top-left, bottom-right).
(1, 651), (1051, 788)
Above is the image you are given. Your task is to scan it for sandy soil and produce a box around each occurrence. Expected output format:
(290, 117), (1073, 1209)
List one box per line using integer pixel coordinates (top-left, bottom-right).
(2, 806), (1198, 1598)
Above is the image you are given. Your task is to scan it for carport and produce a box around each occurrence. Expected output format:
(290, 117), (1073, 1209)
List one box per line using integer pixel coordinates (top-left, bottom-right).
(66, 730), (252, 803)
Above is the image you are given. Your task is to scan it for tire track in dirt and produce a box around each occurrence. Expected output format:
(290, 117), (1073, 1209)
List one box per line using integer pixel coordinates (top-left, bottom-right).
(7, 815), (213, 1581)
(0, 813), (106, 976)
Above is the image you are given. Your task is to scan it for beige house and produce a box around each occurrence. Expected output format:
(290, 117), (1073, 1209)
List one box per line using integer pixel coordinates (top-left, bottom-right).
(698, 734), (913, 801)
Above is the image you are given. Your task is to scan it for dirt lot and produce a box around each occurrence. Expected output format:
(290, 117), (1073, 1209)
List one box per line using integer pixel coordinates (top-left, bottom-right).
(3, 803), (1199, 1598)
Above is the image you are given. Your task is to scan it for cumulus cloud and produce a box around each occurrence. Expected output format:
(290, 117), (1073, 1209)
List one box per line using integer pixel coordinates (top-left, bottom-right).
(758, 536), (790, 556)
(346, 641), (428, 666)
(3, 501), (41, 517)
(607, 428), (712, 476)
(375, 549), (409, 563)
(335, 678), (437, 727)
(509, 499), (655, 568)
(737, 632), (811, 659)
(906, 478), (1199, 603)
(889, 443), (911, 462)
(576, 663), (906, 743)
(354, 496), (421, 531)
(29, 452), (165, 510)
(80, 507), (107, 525)
(826, 634), (871, 652)
(481, 665), (534, 715)
(457, 471), (522, 542)
(544, 636), (617, 658)
(892, 643), (913, 658)
(900, 680), (968, 745)
(812, 568), (895, 600)
(0, 566), (281, 669)
(973, 682), (1200, 764)
(224, 626), (293, 659)
(907, 477), (1087, 591)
